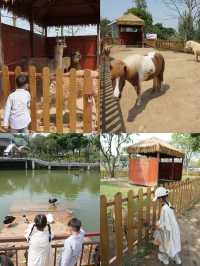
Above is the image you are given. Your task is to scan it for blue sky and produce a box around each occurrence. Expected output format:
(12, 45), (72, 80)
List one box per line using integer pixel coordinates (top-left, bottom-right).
(101, 0), (178, 29)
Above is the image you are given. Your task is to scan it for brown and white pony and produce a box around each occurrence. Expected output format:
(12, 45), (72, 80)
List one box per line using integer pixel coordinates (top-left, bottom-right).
(110, 51), (165, 105)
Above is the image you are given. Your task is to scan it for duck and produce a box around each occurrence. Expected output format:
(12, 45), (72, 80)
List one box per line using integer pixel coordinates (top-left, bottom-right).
(3, 216), (16, 227)
(22, 214), (29, 224)
(48, 198), (58, 206)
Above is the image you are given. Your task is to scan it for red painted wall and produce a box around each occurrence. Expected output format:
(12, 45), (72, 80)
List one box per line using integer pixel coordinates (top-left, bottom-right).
(1, 24), (97, 70)
(2, 23), (46, 68)
(129, 158), (158, 187)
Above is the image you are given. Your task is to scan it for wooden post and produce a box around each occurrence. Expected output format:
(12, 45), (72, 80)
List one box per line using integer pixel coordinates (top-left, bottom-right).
(127, 190), (134, 253)
(29, 66), (37, 131)
(137, 189), (143, 246)
(114, 193), (123, 266)
(69, 68), (77, 132)
(172, 157), (175, 180)
(43, 67), (50, 131)
(0, 11), (4, 68)
(56, 67), (63, 133)
(100, 195), (109, 266)
(2, 65), (11, 99)
(29, 11), (34, 57)
(83, 70), (93, 132)
(157, 152), (160, 185)
(145, 188), (151, 241)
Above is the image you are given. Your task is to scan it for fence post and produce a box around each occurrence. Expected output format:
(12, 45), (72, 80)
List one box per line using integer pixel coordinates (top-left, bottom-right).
(83, 70), (93, 132)
(56, 67), (63, 133)
(15, 66), (22, 82)
(69, 68), (77, 132)
(43, 67), (50, 132)
(137, 189), (143, 246)
(152, 187), (157, 229)
(29, 66), (37, 131)
(100, 195), (109, 266)
(2, 65), (10, 100)
(127, 190), (134, 253)
(114, 192), (123, 265)
(145, 188), (151, 241)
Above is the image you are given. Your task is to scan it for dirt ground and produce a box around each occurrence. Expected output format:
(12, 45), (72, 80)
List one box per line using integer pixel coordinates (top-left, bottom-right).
(109, 46), (200, 133)
(127, 201), (200, 266)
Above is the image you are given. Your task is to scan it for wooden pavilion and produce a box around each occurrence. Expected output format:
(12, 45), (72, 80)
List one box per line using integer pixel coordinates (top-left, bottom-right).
(110, 13), (144, 46)
(0, 0), (100, 65)
(127, 137), (184, 186)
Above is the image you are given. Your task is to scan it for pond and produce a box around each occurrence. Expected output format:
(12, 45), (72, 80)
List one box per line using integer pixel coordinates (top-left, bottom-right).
(0, 169), (100, 232)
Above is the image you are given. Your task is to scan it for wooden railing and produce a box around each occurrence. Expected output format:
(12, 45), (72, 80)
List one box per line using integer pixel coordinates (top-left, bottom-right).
(145, 39), (185, 52)
(100, 178), (200, 266)
(0, 232), (99, 266)
(0, 65), (100, 133)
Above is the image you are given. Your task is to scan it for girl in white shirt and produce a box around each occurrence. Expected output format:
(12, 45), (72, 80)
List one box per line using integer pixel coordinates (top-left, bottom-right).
(3, 74), (31, 133)
(25, 214), (53, 266)
(153, 187), (182, 265)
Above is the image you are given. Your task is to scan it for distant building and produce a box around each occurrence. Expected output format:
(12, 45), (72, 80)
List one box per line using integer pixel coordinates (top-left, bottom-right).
(0, 134), (27, 156)
(110, 13), (145, 46)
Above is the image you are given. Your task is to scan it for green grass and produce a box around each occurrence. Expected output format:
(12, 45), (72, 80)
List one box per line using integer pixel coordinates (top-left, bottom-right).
(100, 181), (131, 198)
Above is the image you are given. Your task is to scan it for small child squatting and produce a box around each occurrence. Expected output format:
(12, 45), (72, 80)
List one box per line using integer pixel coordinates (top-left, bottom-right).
(153, 187), (182, 265)
(59, 218), (85, 266)
(3, 74), (31, 133)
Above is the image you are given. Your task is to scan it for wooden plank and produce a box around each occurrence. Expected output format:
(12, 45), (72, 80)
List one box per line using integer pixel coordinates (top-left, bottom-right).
(56, 67), (63, 133)
(42, 67), (50, 132)
(69, 68), (77, 132)
(2, 65), (11, 99)
(114, 192), (123, 266)
(100, 195), (109, 266)
(127, 190), (134, 253)
(137, 189), (143, 246)
(14, 66), (22, 87)
(29, 66), (37, 131)
(83, 70), (93, 132)
(152, 188), (157, 229)
(145, 188), (151, 241)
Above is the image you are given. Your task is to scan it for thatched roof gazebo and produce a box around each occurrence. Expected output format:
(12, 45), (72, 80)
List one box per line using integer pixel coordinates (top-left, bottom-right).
(0, 0), (100, 58)
(110, 13), (144, 46)
(127, 138), (184, 186)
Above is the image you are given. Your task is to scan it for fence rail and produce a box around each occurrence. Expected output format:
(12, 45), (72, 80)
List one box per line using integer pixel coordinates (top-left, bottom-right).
(145, 39), (185, 52)
(100, 178), (200, 266)
(0, 232), (99, 266)
(0, 65), (100, 133)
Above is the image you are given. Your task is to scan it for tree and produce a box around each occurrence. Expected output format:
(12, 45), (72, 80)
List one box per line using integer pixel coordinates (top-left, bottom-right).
(171, 133), (200, 170)
(133, 0), (147, 10)
(163, 0), (200, 40)
(153, 23), (176, 39)
(100, 18), (112, 38)
(100, 134), (132, 178)
(125, 7), (153, 33)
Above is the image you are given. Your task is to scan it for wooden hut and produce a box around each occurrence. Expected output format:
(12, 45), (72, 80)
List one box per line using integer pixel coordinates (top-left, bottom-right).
(0, 0), (100, 68)
(127, 138), (184, 186)
(110, 13), (144, 46)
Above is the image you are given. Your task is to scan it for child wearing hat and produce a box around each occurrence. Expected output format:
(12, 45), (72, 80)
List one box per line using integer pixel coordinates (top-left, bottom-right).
(153, 187), (182, 265)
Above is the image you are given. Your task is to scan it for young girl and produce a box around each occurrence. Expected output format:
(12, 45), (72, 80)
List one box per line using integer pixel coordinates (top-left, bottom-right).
(25, 214), (53, 266)
(3, 74), (31, 133)
(153, 187), (182, 265)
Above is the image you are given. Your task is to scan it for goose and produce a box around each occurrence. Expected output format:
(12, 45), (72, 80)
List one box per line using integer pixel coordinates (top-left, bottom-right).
(49, 198), (58, 206)
(3, 216), (16, 227)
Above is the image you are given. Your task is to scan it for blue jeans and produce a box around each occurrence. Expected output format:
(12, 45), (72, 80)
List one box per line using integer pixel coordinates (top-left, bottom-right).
(10, 127), (28, 133)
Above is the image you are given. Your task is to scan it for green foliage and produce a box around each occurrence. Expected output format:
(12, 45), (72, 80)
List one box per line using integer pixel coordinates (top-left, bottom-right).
(178, 12), (195, 40)
(28, 134), (100, 162)
(125, 7), (153, 33)
(133, 0), (147, 10)
(153, 23), (176, 40)
(100, 17), (112, 38)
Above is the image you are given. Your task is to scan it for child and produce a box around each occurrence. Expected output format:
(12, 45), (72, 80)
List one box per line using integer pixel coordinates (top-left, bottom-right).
(59, 218), (85, 266)
(153, 187), (182, 265)
(3, 74), (31, 133)
(25, 214), (53, 266)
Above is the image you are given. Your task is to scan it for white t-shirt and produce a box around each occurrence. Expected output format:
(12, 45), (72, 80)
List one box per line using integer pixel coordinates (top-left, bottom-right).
(25, 223), (53, 266)
(60, 229), (85, 266)
(3, 88), (31, 129)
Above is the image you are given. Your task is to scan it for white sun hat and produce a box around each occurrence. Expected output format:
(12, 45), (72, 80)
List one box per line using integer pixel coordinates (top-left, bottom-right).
(47, 213), (54, 224)
(153, 187), (169, 202)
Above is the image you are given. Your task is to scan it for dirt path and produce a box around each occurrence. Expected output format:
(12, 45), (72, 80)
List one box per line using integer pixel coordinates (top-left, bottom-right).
(129, 202), (200, 266)
(109, 46), (200, 133)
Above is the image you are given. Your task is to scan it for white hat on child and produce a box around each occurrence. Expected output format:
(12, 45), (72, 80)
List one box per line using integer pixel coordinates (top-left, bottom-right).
(47, 213), (54, 224)
(153, 187), (169, 202)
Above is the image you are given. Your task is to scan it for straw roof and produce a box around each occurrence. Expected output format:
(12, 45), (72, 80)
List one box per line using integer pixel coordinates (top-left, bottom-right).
(127, 137), (184, 158)
(116, 13), (144, 26)
(0, 0), (100, 27)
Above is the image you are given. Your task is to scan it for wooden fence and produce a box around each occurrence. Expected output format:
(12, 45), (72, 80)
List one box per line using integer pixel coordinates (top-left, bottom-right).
(0, 65), (100, 133)
(100, 178), (200, 266)
(145, 39), (185, 52)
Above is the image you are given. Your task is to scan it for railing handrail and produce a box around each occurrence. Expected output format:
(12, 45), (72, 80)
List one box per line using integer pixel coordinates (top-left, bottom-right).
(0, 231), (100, 244)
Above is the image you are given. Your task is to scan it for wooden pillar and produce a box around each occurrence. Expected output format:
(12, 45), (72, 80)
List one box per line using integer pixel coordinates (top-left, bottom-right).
(157, 152), (160, 184)
(29, 12), (34, 57)
(96, 23), (100, 68)
(141, 26), (144, 48)
(0, 10), (4, 68)
(44, 26), (48, 57)
(172, 157), (175, 180)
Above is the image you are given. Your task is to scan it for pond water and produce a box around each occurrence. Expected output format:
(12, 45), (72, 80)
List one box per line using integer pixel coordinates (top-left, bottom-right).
(0, 170), (100, 232)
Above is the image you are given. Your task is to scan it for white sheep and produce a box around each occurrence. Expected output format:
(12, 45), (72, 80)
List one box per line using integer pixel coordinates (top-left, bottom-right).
(185, 40), (200, 62)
